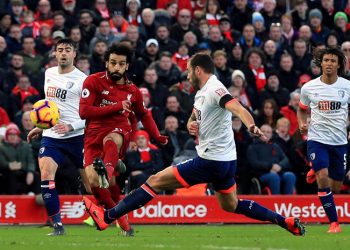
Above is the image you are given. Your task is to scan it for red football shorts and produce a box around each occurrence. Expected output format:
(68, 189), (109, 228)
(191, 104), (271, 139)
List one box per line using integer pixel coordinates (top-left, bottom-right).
(83, 126), (131, 168)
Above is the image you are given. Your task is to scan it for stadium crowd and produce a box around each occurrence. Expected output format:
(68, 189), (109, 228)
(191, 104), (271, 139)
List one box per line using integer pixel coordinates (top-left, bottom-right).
(0, 0), (350, 196)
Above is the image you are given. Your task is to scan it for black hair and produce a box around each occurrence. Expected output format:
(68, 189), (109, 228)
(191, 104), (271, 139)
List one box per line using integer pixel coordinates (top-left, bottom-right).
(189, 53), (215, 74)
(104, 43), (134, 63)
(313, 47), (347, 76)
(54, 38), (78, 51)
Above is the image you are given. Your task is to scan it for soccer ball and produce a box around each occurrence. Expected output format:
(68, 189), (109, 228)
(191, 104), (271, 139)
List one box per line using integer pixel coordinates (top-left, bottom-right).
(30, 100), (60, 129)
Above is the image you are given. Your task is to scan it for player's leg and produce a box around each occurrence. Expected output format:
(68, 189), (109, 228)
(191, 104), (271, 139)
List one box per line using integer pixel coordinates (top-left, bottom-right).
(84, 164), (183, 229)
(39, 156), (63, 236)
(102, 132), (123, 179)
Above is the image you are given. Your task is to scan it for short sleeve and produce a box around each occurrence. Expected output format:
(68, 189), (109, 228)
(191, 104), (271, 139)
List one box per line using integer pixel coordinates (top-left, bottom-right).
(299, 85), (310, 109)
(211, 85), (231, 106)
(80, 75), (97, 106)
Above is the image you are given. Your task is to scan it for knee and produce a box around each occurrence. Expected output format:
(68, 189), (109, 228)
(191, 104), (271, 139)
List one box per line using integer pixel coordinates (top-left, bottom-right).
(220, 198), (238, 213)
(86, 170), (99, 188)
(39, 158), (55, 180)
(283, 172), (296, 182)
(145, 174), (162, 192)
(267, 172), (280, 183)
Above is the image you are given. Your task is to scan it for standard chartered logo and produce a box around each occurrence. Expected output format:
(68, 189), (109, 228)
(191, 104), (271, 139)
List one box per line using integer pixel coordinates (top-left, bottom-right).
(133, 202), (207, 218)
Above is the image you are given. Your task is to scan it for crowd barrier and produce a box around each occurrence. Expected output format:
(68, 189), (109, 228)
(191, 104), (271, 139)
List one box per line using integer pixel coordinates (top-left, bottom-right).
(0, 195), (349, 224)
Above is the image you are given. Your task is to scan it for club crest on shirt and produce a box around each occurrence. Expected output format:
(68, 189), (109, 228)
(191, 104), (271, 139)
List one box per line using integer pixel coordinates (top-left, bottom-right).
(338, 90), (345, 98)
(310, 153), (315, 160)
(215, 88), (226, 97)
(66, 81), (74, 89)
(39, 147), (45, 155)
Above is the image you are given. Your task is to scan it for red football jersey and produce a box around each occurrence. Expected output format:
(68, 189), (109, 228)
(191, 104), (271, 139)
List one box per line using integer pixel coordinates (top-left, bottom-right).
(79, 71), (147, 131)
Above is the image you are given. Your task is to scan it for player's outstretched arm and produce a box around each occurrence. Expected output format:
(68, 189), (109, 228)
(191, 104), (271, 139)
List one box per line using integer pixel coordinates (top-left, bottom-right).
(297, 106), (308, 134)
(225, 99), (266, 140)
(27, 127), (43, 142)
(140, 110), (168, 145)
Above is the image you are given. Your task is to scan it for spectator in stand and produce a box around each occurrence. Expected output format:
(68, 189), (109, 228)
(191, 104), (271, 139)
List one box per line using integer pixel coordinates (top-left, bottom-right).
(138, 8), (157, 42)
(268, 22), (290, 54)
(124, 25), (145, 58)
(319, 0), (336, 29)
(292, 38), (312, 75)
(150, 51), (182, 88)
(263, 40), (279, 72)
(74, 54), (89, 75)
(273, 117), (294, 161)
(126, 0), (142, 26)
(0, 36), (10, 71)
(252, 11), (268, 42)
(169, 71), (195, 115)
(91, 0), (110, 26)
(230, 70), (254, 112)
(229, 0), (254, 32)
(298, 24), (314, 53)
(125, 130), (164, 189)
(278, 53), (299, 92)
(20, 10), (41, 38)
(165, 1), (178, 26)
(60, 0), (81, 29)
(290, 0), (309, 29)
(172, 42), (189, 72)
(227, 42), (243, 70)
(256, 99), (282, 129)
(0, 12), (12, 37)
(341, 41), (350, 73)
(10, 0), (25, 25)
(170, 8), (202, 43)
(6, 24), (22, 53)
(159, 115), (191, 167)
(260, 0), (281, 32)
(35, 24), (54, 55)
(139, 87), (164, 130)
(281, 14), (298, 47)
(156, 0), (192, 13)
(89, 19), (120, 54)
(156, 24), (178, 54)
(231, 115), (252, 194)
(241, 47), (267, 110)
(164, 95), (189, 131)
(259, 71), (290, 108)
(69, 26), (89, 54)
(309, 8), (330, 44)
(198, 19), (210, 41)
(218, 14), (241, 44)
(35, 0), (54, 27)
(0, 124), (39, 195)
(326, 31), (341, 48)
(239, 24), (262, 53)
(280, 90), (300, 136)
(51, 11), (68, 35)
(79, 9), (96, 46)
(20, 111), (41, 166)
(129, 38), (159, 85)
(109, 10), (129, 39)
(213, 50), (233, 88)
(11, 74), (39, 110)
(20, 36), (44, 77)
(89, 39), (107, 73)
(183, 31), (199, 56)
(333, 11), (350, 44)
(0, 107), (10, 127)
(206, 25), (232, 54)
(247, 124), (296, 195)
(205, 0), (222, 26)
(3, 53), (26, 97)
(141, 67), (169, 111)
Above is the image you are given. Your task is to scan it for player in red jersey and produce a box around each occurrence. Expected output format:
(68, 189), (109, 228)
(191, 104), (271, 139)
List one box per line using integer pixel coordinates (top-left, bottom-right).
(79, 43), (167, 236)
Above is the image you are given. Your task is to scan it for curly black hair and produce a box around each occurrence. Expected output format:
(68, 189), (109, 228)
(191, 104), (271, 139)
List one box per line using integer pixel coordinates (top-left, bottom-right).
(313, 47), (347, 76)
(104, 43), (134, 63)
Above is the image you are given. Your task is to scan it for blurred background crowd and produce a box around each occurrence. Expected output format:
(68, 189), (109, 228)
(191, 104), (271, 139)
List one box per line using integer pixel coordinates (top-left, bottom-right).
(0, 0), (350, 196)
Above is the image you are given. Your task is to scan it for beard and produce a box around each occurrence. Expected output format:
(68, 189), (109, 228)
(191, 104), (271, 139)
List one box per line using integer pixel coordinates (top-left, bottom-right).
(108, 70), (123, 82)
(191, 74), (201, 90)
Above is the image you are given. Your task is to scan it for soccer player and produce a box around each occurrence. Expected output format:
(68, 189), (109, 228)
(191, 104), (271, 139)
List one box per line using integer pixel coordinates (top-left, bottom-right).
(297, 47), (350, 233)
(79, 43), (167, 236)
(27, 39), (87, 236)
(83, 53), (305, 236)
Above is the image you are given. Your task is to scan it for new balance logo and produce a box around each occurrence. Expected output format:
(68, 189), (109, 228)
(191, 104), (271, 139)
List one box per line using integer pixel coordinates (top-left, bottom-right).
(61, 202), (85, 218)
(102, 90), (109, 95)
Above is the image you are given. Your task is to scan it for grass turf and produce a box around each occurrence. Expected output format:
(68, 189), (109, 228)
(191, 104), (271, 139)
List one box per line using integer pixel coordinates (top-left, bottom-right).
(0, 224), (349, 250)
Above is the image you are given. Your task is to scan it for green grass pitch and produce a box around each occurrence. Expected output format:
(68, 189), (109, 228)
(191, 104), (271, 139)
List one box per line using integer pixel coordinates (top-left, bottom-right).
(0, 224), (349, 250)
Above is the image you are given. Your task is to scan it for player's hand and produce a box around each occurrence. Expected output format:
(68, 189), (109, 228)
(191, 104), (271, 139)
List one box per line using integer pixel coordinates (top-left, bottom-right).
(52, 122), (72, 134)
(27, 127), (43, 142)
(122, 100), (132, 113)
(156, 135), (168, 145)
(249, 124), (267, 141)
(26, 172), (34, 185)
(188, 121), (199, 136)
(299, 123), (308, 134)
